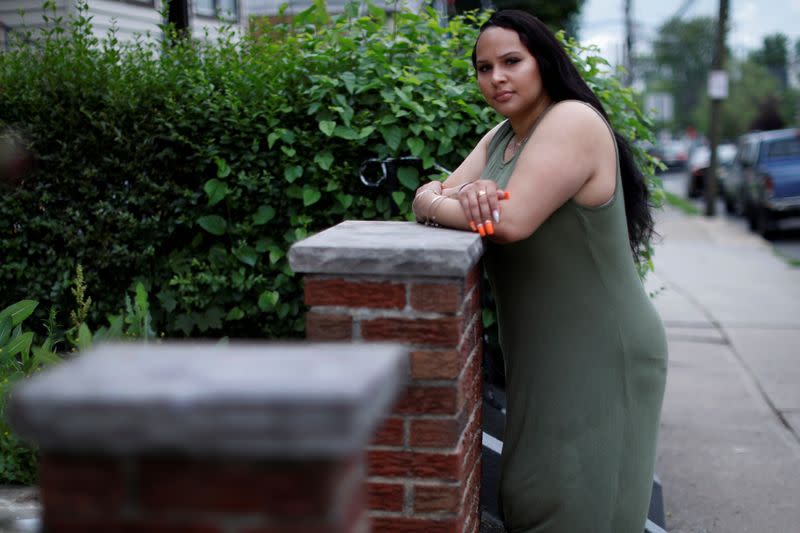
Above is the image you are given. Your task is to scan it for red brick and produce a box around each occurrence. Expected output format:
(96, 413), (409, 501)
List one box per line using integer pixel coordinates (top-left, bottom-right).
(370, 416), (405, 446)
(361, 317), (461, 347)
(465, 265), (481, 294)
(410, 349), (460, 380)
(409, 415), (466, 448)
(410, 282), (462, 313)
(456, 314), (481, 359)
(411, 448), (465, 481)
(39, 455), (126, 518)
(139, 457), (357, 516)
(41, 519), (221, 533)
(305, 278), (405, 309)
(367, 450), (411, 477)
(368, 482), (404, 512)
(463, 283), (482, 317)
(244, 488), (366, 533)
(305, 312), (352, 340)
(370, 516), (459, 533)
(456, 347), (482, 413)
(413, 483), (460, 514)
(394, 384), (458, 415)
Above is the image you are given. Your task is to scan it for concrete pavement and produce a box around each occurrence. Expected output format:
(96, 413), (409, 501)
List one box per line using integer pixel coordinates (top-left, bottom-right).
(647, 206), (800, 533)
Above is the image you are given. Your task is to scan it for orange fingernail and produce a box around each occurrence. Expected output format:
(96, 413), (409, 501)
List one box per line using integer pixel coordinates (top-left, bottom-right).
(503, 191), (511, 200)
(485, 221), (494, 235)
(469, 221), (477, 231)
(477, 224), (486, 237)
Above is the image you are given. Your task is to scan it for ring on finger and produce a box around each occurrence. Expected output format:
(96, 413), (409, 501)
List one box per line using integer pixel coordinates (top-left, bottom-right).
(478, 190), (487, 197)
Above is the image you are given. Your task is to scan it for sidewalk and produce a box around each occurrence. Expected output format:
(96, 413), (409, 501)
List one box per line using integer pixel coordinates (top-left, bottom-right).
(647, 207), (800, 533)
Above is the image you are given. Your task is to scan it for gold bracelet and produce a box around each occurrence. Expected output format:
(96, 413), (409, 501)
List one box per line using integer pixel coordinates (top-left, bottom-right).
(412, 189), (436, 222)
(427, 195), (448, 226)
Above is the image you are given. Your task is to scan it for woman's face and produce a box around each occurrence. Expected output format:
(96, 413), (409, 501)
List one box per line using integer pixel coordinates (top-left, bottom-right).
(474, 27), (545, 119)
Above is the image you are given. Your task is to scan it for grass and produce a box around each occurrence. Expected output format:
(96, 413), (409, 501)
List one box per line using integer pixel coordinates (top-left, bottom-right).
(773, 247), (800, 268)
(663, 190), (702, 216)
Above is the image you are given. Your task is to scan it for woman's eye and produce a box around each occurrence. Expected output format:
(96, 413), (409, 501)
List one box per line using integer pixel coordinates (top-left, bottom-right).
(478, 65), (491, 73)
(506, 58), (520, 65)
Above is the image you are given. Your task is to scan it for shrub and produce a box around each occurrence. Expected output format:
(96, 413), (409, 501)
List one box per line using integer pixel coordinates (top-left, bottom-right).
(0, 1), (660, 340)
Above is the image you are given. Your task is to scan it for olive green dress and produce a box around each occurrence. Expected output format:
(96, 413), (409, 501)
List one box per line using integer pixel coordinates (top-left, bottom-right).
(481, 104), (668, 533)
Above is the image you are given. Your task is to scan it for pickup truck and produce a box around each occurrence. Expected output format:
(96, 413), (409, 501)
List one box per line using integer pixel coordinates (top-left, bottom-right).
(726, 128), (800, 237)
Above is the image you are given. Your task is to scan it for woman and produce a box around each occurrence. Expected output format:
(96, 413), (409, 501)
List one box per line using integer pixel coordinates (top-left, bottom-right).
(412, 10), (668, 533)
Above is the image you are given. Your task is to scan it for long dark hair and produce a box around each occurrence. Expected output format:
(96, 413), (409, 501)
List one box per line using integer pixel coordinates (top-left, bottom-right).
(472, 10), (654, 263)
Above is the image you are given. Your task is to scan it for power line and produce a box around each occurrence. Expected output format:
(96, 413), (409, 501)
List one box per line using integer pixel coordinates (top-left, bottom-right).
(670, 0), (696, 20)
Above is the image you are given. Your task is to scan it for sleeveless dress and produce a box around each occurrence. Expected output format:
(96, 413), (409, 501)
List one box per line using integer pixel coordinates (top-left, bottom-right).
(481, 103), (668, 533)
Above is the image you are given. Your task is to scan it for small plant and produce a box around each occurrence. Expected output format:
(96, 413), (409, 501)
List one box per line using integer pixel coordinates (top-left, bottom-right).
(0, 300), (62, 484)
(0, 268), (157, 483)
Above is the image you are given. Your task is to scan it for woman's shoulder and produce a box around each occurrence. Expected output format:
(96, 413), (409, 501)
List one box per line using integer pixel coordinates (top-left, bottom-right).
(535, 100), (613, 147)
(544, 100), (607, 130)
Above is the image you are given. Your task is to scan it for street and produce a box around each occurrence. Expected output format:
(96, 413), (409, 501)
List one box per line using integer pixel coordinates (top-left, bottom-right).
(659, 170), (800, 263)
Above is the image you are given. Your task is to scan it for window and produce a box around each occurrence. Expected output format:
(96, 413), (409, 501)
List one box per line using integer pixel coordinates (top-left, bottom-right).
(194, 0), (238, 20)
(765, 138), (800, 159)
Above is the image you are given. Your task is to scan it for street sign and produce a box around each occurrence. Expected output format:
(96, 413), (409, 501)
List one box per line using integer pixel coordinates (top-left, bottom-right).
(708, 70), (729, 100)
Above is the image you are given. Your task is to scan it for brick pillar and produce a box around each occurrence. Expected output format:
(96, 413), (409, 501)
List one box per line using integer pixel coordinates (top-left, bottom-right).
(8, 343), (407, 533)
(290, 220), (484, 533)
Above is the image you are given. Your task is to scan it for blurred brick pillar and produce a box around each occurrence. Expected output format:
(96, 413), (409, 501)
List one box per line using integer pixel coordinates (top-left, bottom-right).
(290, 220), (484, 533)
(8, 343), (407, 533)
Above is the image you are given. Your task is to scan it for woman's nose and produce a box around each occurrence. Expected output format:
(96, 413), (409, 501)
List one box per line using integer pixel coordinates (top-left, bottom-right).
(491, 68), (506, 85)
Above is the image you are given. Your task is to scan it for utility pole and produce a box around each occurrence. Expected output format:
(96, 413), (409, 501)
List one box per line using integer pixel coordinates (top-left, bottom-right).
(623, 0), (633, 86)
(705, 0), (729, 216)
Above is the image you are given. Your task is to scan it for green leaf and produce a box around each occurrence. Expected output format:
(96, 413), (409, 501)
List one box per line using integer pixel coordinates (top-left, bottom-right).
(226, 307), (244, 321)
(31, 347), (61, 368)
(380, 125), (402, 151)
(336, 193), (353, 209)
(267, 131), (280, 148)
(235, 246), (258, 267)
(482, 308), (496, 328)
(6, 332), (33, 358)
(391, 191), (406, 206)
(253, 205), (276, 225)
(0, 300), (38, 327)
(407, 137), (425, 156)
(314, 151), (334, 170)
(333, 125), (360, 140)
(203, 179), (228, 206)
(397, 167), (420, 190)
(284, 165), (303, 183)
(76, 323), (92, 351)
(197, 215), (227, 236)
(319, 120), (336, 136)
(135, 283), (148, 312)
(215, 157), (231, 178)
(267, 245), (285, 264)
(258, 290), (280, 311)
(0, 316), (12, 346)
(303, 186), (321, 206)
(341, 71), (356, 94)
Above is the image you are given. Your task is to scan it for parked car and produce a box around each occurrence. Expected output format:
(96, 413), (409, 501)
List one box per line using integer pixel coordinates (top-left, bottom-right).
(724, 128), (800, 237)
(656, 139), (690, 171)
(686, 143), (737, 198)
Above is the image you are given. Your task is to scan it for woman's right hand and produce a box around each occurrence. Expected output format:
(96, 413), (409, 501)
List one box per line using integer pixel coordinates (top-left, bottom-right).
(456, 179), (507, 236)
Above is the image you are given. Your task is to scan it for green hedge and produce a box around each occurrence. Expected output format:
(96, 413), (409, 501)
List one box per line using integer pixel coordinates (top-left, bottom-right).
(0, 1), (660, 339)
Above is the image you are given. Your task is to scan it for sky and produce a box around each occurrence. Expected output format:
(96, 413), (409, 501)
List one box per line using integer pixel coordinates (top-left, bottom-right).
(579, 0), (800, 66)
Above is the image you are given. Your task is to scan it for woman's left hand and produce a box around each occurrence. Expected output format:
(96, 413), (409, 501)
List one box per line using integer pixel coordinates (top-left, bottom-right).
(456, 179), (505, 236)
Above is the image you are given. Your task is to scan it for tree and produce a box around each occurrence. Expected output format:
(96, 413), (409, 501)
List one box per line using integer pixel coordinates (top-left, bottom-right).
(691, 58), (787, 139)
(454, 0), (586, 35)
(647, 16), (718, 131)
(749, 33), (789, 88)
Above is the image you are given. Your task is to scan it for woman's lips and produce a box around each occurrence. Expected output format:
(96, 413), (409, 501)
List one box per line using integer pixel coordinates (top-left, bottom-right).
(494, 91), (513, 102)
